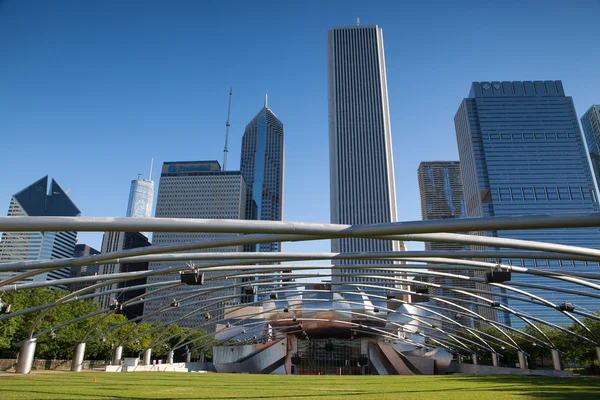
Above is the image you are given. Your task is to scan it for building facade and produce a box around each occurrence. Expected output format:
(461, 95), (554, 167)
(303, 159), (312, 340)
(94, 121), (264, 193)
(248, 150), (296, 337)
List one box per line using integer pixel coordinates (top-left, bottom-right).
(68, 244), (100, 292)
(417, 162), (478, 327)
(126, 177), (154, 238)
(0, 176), (80, 286)
(143, 161), (247, 329)
(327, 25), (401, 293)
(96, 231), (150, 318)
(580, 105), (600, 191)
(454, 80), (600, 327)
(240, 96), (284, 253)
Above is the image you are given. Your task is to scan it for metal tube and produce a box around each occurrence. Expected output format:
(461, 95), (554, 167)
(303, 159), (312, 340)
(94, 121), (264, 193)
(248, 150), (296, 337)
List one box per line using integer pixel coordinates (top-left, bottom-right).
(112, 346), (123, 366)
(2, 213), (600, 235)
(142, 349), (151, 366)
(518, 351), (528, 369)
(71, 343), (86, 372)
(491, 352), (499, 367)
(551, 349), (563, 371)
(16, 339), (36, 374)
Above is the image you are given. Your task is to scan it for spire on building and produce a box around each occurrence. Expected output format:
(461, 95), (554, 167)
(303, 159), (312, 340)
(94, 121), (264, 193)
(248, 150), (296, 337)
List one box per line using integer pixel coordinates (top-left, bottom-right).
(264, 92), (268, 108)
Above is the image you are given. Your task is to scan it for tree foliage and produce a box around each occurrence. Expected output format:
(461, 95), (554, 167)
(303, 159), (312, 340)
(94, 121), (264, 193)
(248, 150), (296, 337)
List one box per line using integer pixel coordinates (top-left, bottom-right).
(444, 312), (600, 370)
(0, 288), (212, 361)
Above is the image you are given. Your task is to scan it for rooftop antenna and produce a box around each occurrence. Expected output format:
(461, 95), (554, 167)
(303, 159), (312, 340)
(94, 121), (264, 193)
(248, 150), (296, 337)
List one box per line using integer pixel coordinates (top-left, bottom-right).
(356, 17), (360, 26)
(137, 173), (143, 180)
(223, 88), (232, 171)
(149, 158), (154, 181)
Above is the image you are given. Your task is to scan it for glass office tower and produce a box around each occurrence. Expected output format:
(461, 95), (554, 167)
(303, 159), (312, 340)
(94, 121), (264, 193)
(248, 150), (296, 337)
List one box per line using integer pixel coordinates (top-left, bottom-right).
(581, 105), (600, 190)
(455, 80), (600, 328)
(327, 25), (402, 294)
(240, 96), (284, 253)
(0, 176), (80, 287)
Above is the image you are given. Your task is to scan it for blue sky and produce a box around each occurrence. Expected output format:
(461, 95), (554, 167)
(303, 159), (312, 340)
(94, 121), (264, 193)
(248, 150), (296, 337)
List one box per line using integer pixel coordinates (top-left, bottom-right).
(1, 0), (599, 252)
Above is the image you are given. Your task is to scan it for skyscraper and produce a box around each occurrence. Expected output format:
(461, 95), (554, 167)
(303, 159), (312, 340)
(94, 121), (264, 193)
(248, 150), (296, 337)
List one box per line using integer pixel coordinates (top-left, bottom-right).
(126, 179), (154, 219)
(143, 161), (247, 329)
(327, 25), (401, 291)
(580, 105), (600, 190)
(455, 80), (600, 327)
(240, 96), (284, 252)
(0, 176), (80, 285)
(96, 231), (150, 315)
(418, 161), (465, 236)
(68, 244), (100, 292)
(417, 162), (476, 328)
(126, 162), (155, 238)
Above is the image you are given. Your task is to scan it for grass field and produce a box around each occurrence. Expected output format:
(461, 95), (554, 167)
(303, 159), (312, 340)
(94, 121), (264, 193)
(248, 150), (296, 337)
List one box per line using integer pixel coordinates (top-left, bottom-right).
(0, 372), (599, 399)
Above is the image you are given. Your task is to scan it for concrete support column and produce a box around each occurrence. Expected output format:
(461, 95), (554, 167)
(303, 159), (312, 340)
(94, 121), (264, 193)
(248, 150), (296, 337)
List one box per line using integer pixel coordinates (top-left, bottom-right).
(518, 351), (528, 369)
(458, 354), (464, 364)
(112, 346), (123, 366)
(186, 352), (191, 363)
(16, 338), (37, 374)
(596, 347), (600, 368)
(551, 349), (563, 371)
(71, 343), (86, 372)
(143, 349), (152, 366)
(166, 351), (174, 364)
(200, 352), (206, 363)
(491, 352), (499, 367)
(472, 354), (478, 365)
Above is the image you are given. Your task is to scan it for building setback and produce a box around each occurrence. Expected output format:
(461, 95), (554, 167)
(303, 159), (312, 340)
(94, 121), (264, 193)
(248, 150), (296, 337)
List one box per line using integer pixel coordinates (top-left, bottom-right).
(0, 176), (80, 287)
(327, 25), (402, 293)
(454, 80), (600, 327)
(143, 161), (247, 330)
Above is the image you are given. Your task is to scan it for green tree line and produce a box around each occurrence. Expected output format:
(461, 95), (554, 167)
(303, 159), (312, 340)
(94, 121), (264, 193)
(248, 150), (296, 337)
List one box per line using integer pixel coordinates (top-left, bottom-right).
(440, 312), (600, 370)
(0, 288), (216, 361)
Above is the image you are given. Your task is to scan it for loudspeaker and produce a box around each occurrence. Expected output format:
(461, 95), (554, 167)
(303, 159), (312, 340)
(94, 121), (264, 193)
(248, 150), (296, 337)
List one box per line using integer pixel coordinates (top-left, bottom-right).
(415, 286), (428, 294)
(558, 302), (575, 312)
(485, 271), (511, 283)
(180, 271), (204, 285)
(244, 286), (257, 295)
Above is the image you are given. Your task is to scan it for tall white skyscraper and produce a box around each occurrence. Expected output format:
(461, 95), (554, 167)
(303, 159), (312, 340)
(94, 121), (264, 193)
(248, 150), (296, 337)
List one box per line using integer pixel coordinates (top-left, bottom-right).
(126, 180), (154, 219)
(143, 161), (247, 329)
(126, 160), (155, 238)
(327, 25), (401, 292)
(0, 176), (80, 286)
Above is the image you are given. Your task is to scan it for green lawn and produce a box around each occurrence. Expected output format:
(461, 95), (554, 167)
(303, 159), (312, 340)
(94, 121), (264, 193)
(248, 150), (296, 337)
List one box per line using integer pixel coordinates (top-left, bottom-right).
(0, 372), (599, 400)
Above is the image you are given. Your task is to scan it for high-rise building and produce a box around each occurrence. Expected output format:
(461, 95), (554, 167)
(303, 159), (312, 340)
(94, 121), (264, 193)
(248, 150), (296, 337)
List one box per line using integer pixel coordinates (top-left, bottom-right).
(126, 164), (155, 238)
(96, 231), (150, 318)
(418, 161), (465, 233)
(0, 176), (80, 286)
(581, 105), (600, 190)
(68, 244), (100, 292)
(126, 179), (154, 219)
(240, 96), (284, 252)
(327, 25), (401, 292)
(417, 162), (476, 328)
(455, 80), (600, 327)
(143, 161), (247, 329)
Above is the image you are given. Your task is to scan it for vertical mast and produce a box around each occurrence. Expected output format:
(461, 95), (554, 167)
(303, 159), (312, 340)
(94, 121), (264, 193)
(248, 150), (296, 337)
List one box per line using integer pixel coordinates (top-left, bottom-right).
(223, 88), (233, 171)
(148, 158), (154, 181)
